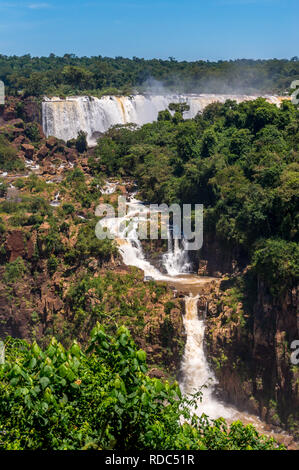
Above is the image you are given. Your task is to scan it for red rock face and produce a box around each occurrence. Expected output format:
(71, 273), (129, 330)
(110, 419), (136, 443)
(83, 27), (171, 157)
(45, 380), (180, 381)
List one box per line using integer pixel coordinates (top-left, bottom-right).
(64, 147), (77, 163)
(1, 96), (43, 126)
(23, 98), (42, 125)
(205, 277), (299, 439)
(6, 231), (26, 262)
(3, 107), (17, 121)
(4, 231), (35, 263)
(13, 135), (27, 147)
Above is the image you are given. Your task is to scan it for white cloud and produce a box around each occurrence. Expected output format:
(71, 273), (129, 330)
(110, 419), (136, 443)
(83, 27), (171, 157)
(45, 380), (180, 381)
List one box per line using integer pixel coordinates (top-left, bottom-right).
(0, 2), (51, 9)
(28, 2), (50, 8)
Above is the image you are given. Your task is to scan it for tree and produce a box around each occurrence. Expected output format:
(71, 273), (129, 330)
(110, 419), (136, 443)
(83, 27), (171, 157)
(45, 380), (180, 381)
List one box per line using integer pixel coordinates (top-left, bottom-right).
(62, 66), (94, 89)
(168, 102), (190, 117)
(75, 131), (88, 153)
(201, 128), (218, 158)
(158, 109), (172, 121)
(0, 135), (24, 171)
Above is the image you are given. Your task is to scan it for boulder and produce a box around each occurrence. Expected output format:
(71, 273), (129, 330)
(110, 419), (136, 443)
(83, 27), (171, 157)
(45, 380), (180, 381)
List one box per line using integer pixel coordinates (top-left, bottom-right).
(52, 152), (66, 162)
(46, 136), (58, 149)
(37, 145), (49, 160)
(13, 135), (26, 147)
(64, 147), (77, 163)
(3, 106), (16, 121)
(9, 119), (24, 128)
(21, 143), (35, 159)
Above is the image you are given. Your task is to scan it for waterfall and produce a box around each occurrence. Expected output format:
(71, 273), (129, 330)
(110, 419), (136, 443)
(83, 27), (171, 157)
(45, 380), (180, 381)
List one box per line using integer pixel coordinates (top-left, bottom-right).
(162, 227), (192, 276)
(98, 186), (278, 427)
(100, 191), (236, 419)
(42, 94), (283, 146)
(102, 194), (170, 281)
(101, 182), (117, 195)
(101, 193), (193, 280)
(50, 191), (60, 207)
(181, 295), (235, 420)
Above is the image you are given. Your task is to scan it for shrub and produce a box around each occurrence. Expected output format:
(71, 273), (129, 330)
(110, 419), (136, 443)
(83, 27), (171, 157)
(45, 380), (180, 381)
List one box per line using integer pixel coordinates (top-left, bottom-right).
(75, 130), (88, 153)
(62, 203), (75, 215)
(47, 254), (59, 276)
(3, 257), (27, 284)
(0, 326), (283, 450)
(252, 239), (299, 295)
(0, 135), (24, 172)
(24, 123), (41, 142)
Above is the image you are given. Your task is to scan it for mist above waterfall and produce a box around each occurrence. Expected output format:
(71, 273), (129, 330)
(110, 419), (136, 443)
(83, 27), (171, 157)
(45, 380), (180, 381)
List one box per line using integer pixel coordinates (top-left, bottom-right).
(139, 68), (285, 96)
(140, 77), (171, 96)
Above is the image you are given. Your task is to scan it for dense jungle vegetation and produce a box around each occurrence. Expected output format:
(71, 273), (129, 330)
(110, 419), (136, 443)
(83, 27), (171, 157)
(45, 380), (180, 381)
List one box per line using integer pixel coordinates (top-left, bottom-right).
(0, 325), (283, 450)
(0, 54), (299, 97)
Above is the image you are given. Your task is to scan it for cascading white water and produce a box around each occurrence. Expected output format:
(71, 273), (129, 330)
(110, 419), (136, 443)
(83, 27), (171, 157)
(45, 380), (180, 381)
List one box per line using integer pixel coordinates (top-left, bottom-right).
(100, 194), (173, 281)
(50, 191), (60, 207)
(163, 229), (192, 276)
(42, 93), (283, 146)
(100, 193), (194, 281)
(98, 189), (236, 421)
(42, 94), (174, 146)
(101, 181), (117, 195)
(181, 295), (236, 420)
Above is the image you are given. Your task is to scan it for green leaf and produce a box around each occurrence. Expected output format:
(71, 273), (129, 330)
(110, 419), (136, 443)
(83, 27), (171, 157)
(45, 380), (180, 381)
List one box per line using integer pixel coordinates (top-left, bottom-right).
(136, 350), (146, 362)
(66, 369), (75, 382)
(154, 379), (163, 393)
(39, 376), (50, 389)
(119, 334), (128, 347)
(58, 364), (68, 378)
(29, 358), (37, 369)
(141, 392), (149, 406)
(117, 392), (126, 405)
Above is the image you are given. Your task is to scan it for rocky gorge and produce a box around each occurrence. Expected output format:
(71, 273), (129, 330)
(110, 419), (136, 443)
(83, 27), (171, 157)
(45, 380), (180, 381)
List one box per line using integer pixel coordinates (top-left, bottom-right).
(0, 94), (298, 448)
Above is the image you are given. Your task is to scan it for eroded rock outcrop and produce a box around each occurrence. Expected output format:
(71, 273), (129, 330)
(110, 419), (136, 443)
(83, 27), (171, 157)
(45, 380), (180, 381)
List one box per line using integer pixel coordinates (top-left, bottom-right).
(204, 276), (299, 437)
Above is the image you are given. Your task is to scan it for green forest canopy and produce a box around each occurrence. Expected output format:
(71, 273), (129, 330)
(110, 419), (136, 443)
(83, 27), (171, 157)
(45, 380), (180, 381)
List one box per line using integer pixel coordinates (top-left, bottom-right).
(90, 97), (299, 296)
(0, 54), (299, 97)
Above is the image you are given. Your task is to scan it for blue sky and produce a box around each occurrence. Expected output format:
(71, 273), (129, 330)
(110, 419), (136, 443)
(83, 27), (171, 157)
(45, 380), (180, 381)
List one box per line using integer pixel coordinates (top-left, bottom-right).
(0, 0), (298, 60)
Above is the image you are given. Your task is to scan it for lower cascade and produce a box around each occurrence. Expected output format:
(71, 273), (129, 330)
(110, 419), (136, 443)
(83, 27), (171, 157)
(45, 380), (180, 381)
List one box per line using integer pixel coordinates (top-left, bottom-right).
(181, 295), (235, 420)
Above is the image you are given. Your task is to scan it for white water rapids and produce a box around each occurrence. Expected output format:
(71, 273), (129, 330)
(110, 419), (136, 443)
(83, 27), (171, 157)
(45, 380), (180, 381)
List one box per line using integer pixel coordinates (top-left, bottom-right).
(99, 194), (192, 282)
(42, 93), (284, 146)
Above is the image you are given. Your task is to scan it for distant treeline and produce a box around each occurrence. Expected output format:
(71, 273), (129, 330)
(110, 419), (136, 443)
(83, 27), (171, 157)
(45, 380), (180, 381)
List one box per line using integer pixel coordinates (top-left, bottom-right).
(0, 54), (299, 97)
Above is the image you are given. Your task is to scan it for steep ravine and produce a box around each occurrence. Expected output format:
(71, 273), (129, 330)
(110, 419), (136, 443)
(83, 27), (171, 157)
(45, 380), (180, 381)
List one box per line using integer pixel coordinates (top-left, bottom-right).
(101, 182), (297, 448)
(140, 231), (298, 440)
(193, 236), (299, 440)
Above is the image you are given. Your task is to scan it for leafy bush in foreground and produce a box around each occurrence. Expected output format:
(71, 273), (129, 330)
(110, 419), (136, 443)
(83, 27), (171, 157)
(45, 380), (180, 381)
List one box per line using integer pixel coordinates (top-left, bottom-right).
(0, 326), (283, 450)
